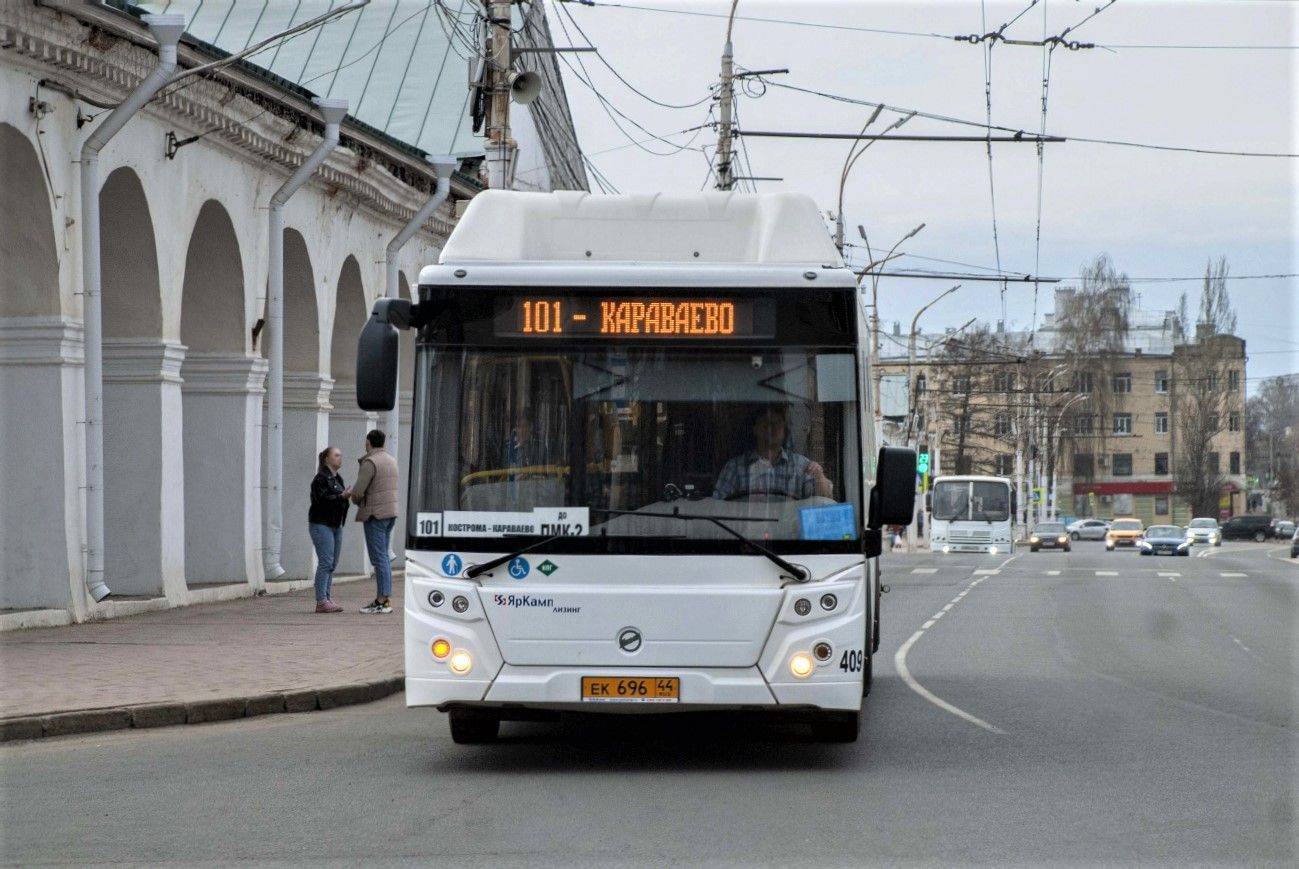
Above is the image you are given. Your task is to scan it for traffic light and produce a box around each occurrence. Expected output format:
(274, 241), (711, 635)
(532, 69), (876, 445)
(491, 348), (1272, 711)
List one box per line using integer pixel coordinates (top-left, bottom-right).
(917, 451), (930, 474)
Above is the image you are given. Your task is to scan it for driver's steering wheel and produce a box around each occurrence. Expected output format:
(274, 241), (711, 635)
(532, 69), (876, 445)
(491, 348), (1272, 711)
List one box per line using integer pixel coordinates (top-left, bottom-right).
(724, 489), (798, 502)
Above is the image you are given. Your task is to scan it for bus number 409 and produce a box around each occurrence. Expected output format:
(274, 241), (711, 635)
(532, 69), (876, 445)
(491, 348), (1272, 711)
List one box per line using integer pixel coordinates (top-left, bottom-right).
(839, 649), (864, 673)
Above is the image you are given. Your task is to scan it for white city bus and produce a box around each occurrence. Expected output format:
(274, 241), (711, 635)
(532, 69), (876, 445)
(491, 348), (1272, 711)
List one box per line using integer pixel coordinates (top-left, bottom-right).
(928, 475), (1015, 554)
(357, 192), (915, 743)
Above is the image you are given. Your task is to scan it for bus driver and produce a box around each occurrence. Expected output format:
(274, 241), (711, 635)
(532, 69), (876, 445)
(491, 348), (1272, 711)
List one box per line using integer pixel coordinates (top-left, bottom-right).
(713, 406), (833, 501)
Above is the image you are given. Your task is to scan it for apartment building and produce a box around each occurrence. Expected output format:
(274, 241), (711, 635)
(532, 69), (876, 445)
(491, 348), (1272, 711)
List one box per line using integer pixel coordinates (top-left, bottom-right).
(878, 289), (1247, 525)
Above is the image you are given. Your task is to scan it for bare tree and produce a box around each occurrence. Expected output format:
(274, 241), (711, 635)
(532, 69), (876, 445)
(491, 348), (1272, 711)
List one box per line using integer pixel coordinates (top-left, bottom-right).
(931, 327), (1019, 476)
(1173, 259), (1239, 518)
(1247, 375), (1299, 514)
(1051, 254), (1132, 512)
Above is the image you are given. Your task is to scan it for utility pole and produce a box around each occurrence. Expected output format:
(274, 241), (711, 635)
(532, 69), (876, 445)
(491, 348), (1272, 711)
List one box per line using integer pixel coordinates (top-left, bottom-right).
(714, 0), (740, 190)
(485, 0), (514, 189)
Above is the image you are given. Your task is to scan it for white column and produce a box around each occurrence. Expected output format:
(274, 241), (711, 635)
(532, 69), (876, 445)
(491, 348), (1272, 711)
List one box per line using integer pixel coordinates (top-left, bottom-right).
(180, 354), (268, 589)
(0, 318), (84, 612)
(278, 372), (333, 580)
(102, 339), (187, 599)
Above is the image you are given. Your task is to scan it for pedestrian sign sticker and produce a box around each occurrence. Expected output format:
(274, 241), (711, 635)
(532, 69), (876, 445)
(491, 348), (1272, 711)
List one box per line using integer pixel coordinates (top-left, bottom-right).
(508, 557), (530, 580)
(440, 553), (463, 577)
(537, 559), (559, 576)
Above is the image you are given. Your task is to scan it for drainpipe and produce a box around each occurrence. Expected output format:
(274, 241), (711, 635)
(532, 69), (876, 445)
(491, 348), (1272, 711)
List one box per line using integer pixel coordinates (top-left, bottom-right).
(80, 14), (185, 603)
(382, 155), (459, 450)
(263, 97), (348, 581)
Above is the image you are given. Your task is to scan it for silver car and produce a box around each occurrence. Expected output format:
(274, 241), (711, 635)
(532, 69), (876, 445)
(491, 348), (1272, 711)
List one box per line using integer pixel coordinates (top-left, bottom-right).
(1067, 519), (1110, 541)
(1186, 517), (1221, 546)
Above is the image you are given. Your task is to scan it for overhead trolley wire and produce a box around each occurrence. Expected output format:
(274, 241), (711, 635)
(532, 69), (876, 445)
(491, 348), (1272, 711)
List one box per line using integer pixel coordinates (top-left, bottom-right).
(554, 2), (712, 109)
(978, 0), (1008, 324)
(752, 79), (1299, 158)
(549, 8), (705, 158)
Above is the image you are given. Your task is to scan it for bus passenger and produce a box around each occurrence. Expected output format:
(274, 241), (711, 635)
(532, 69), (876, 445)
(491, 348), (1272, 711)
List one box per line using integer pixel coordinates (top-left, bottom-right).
(713, 406), (833, 501)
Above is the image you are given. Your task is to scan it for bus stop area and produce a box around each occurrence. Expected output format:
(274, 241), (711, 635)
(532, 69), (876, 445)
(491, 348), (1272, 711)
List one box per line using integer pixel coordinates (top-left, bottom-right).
(0, 579), (404, 742)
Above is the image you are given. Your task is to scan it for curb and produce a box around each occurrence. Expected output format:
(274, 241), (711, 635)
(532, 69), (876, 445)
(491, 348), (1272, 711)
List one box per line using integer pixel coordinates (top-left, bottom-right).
(0, 676), (403, 743)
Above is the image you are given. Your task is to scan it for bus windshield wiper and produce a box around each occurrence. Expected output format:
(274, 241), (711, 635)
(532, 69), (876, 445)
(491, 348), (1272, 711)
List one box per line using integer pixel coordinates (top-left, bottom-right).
(464, 533), (567, 580)
(593, 507), (808, 582)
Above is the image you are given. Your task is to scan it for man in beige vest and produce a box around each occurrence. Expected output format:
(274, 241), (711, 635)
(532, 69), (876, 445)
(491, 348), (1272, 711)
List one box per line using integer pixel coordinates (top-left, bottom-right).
(350, 429), (400, 613)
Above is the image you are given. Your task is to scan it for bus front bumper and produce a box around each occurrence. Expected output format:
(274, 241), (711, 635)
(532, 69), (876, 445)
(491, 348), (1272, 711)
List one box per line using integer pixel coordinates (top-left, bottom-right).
(408, 667), (861, 712)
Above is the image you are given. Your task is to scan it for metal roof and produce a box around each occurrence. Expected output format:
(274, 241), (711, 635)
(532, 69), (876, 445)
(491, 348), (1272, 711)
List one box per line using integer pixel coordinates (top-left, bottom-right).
(131, 0), (485, 158)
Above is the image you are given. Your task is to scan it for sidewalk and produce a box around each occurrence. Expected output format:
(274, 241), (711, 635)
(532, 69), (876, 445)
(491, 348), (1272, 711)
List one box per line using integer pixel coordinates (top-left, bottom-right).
(0, 579), (403, 742)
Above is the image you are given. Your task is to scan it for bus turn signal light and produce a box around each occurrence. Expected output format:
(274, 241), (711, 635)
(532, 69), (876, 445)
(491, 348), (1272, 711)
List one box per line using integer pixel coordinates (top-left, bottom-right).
(431, 638), (451, 660)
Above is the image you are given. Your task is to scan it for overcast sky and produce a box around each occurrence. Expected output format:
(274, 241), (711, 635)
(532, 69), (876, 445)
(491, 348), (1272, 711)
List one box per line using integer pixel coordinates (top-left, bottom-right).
(541, 0), (1297, 390)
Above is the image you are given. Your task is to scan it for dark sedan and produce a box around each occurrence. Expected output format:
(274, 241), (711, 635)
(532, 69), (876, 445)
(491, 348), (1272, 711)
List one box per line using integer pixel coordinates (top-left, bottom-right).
(1030, 522), (1071, 552)
(1139, 525), (1192, 556)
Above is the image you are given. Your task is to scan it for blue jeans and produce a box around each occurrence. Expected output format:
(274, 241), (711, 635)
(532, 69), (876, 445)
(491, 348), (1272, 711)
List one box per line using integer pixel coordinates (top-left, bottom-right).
(364, 516), (397, 599)
(308, 523), (344, 602)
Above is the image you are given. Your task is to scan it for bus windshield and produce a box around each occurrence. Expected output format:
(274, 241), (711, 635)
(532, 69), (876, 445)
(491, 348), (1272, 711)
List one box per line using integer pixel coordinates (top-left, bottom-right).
(932, 480), (1011, 522)
(408, 346), (862, 548)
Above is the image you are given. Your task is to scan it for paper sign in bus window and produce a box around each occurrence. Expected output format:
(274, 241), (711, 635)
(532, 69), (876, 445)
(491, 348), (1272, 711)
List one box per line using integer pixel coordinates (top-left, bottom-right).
(799, 503), (857, 540)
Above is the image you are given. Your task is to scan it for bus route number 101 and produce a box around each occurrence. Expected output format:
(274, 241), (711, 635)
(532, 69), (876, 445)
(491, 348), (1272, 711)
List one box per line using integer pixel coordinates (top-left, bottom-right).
(521, 300), (563, 334)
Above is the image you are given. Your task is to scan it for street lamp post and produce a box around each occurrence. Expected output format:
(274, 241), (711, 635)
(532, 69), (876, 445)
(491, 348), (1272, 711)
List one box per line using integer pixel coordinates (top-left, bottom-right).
(903, 285), (961, 550)
(834, 110), (915, 251)
(1047, 392), (1089, 522)
(862, 223), (925, 427)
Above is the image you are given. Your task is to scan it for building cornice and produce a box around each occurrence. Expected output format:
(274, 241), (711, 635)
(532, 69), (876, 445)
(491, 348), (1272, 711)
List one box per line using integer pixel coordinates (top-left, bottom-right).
(4, 6), (475, 241)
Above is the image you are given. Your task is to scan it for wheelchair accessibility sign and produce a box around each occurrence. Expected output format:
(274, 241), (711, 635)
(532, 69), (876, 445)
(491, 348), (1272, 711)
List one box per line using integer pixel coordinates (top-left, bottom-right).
(440, 553), (463, 577)
(508, 557), (530, 580)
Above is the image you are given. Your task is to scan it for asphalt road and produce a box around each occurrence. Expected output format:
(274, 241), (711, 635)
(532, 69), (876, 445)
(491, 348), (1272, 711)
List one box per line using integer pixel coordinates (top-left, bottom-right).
(2, 540), (1295, 867)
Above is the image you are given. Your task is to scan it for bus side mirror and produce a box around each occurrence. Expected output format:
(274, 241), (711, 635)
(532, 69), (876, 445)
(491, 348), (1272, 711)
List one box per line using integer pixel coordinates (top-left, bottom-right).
(869, 446), (917, 528)
(356, 299), (411, 411)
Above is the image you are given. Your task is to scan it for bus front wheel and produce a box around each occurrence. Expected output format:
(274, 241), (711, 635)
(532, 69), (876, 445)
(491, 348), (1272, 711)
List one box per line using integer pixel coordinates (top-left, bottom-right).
(810, 710), (860, 743)
(449, 709), (500, 744)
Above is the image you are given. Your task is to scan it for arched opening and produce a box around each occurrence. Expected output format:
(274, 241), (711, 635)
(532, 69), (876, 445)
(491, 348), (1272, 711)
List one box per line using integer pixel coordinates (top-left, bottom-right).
(276, 228), (324, 580)
(328, 255), (373, 575)
(100, 167), (174, 598)
(180, 200), (263, 589)
(0, 123), (72, 609)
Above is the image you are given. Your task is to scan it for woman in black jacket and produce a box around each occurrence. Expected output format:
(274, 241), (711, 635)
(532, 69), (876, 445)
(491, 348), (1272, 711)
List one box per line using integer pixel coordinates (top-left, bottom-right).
(309, 447), (351, 613)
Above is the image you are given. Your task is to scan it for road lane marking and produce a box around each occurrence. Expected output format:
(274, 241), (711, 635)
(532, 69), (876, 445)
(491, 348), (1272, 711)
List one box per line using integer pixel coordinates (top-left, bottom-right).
(1096, 571), (1119, 576)
(1230, 636), (1252, 654)
(895, 629), (1006, 735)
(1220, 572), (1247, 578)
(890, 560), (1015, 735)
(1045, 570), (1060, 576)
(973, 569), (999, 575)
(911, 568), (939, 574)
(1157, 572), (1180, 577)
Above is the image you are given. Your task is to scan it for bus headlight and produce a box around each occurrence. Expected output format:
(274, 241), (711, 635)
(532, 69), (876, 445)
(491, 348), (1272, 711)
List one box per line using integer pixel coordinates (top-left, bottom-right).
(1029, 536), (1040, 544)
(789, 653), (815, 678)
(448, 650), (473, 675)
(988, 546), (999, 555)
(941, 545), (951, 554)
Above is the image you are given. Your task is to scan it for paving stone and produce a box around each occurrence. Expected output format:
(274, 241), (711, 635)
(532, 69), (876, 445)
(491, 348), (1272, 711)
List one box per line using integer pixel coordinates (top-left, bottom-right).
(0, 582), (403, 724)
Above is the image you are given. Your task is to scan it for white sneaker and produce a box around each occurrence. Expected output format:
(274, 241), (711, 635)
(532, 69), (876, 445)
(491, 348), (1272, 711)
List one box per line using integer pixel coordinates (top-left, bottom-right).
(359, 599), (393, 614)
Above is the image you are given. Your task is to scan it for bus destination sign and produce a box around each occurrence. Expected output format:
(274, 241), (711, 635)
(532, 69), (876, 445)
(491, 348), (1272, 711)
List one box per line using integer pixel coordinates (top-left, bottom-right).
(494, 296), (775, 339)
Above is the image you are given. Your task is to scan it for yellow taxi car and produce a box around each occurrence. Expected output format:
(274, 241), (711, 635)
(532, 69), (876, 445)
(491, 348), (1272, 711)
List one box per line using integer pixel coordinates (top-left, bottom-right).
(1105, 517), (1145, 550)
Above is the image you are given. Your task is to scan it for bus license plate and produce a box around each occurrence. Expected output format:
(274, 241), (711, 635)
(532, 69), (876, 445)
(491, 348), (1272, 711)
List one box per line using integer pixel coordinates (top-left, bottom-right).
(581, 677), (680, 703)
